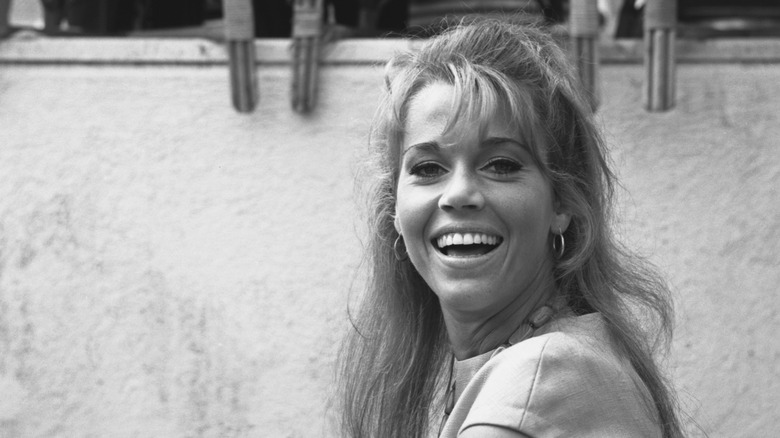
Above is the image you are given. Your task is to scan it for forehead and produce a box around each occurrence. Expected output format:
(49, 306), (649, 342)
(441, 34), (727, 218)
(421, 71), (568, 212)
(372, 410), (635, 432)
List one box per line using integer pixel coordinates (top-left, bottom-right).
(403, 81), (521, 147)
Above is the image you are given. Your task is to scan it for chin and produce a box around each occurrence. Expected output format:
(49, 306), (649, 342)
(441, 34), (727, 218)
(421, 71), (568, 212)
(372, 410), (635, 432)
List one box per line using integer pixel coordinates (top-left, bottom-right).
(431, 282), (500, 312)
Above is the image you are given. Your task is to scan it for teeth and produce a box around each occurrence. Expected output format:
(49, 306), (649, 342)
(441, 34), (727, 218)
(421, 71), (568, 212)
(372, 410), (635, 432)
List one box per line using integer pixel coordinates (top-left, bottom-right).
(436, 232), (501, 248)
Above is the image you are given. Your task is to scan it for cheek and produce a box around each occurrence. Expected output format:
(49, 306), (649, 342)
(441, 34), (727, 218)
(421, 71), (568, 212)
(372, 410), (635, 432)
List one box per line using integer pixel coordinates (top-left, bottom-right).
(395, 187), (434, 248)
(396, 194), (423, 234)
(501, 190), (555, 240)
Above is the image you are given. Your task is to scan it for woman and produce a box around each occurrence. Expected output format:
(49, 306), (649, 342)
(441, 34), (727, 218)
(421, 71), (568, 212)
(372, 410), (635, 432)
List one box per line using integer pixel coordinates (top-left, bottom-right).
(338, 18), (683, 438)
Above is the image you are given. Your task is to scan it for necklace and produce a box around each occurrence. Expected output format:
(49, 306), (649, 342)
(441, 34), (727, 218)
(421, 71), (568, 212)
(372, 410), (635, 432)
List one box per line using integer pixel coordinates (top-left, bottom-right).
(438, 303), (559, 436)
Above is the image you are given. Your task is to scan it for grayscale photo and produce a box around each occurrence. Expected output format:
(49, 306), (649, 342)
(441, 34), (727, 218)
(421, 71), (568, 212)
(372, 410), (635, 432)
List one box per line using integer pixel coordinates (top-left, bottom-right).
(1, 0), (778, 436)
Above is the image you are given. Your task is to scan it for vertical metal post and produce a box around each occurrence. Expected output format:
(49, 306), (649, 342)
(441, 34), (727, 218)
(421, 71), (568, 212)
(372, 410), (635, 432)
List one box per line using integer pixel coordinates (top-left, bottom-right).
(644, 0), (677, 112)
(224, 0), (258, 113)
(291, 0), (322, 113)
(0, 0), (12, 37)
(570, 0), (600, 109)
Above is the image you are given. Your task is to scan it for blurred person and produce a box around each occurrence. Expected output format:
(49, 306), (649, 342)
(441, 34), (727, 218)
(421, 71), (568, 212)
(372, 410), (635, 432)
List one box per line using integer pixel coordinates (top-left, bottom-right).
(40, 0), (136, 35)
(406, 0), (546, 35)
(40, 0), (66, 33)
(616, 0), (645, 38)
(338, 18), (684, 438)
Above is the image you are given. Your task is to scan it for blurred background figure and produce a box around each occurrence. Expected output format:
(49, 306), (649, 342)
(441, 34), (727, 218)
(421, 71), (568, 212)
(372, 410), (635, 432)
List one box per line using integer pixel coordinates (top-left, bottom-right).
(326, 0), (409, 38)
(406, 0), (550, 36)
(253, 0), (409, 38)
(40, 0), (136, 35)
(614, 0), (643, 38)
(677, 0), (780, 37)
(40, 0), (67, 34)
(614, 0), (780, 38)
(37, 0), (214, 35)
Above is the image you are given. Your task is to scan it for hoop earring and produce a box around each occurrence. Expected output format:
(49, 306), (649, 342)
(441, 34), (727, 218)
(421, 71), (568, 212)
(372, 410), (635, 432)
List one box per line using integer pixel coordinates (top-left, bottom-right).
(552, 229), (565, 258)
(394, 235), (408, 261)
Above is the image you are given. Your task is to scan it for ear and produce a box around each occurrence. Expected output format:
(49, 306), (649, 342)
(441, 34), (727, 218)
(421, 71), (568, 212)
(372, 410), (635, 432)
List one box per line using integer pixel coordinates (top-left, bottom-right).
(393, 213), (402, 235)
(551, 196), (571, 234)
(550, 211), (572, 235)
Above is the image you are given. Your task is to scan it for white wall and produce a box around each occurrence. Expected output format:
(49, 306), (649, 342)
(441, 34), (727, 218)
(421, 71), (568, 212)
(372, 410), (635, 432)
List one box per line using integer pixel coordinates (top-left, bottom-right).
(0, 38), (778, 437)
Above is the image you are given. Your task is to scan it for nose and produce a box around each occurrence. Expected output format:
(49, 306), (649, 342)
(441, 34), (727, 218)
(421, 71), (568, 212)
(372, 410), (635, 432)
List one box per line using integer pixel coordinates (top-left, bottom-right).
(438, 167), (485, 211)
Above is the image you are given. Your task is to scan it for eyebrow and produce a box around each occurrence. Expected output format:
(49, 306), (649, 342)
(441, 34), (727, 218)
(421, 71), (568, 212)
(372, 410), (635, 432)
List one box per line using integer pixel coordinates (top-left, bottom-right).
(402, 141), (440, 157)
(402, 136), (529, 157)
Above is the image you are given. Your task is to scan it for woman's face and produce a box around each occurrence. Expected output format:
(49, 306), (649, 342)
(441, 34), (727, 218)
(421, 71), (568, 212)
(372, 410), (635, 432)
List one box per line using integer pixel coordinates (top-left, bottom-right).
(395, 81), (569, 319)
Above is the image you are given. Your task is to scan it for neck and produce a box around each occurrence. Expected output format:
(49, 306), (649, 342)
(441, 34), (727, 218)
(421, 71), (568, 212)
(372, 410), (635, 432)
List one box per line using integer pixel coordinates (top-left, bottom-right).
(441, 272), (558, 360)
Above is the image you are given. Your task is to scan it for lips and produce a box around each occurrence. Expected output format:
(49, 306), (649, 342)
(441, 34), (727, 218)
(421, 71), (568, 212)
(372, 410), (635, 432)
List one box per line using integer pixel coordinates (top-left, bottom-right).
(433, 232), (503, 257)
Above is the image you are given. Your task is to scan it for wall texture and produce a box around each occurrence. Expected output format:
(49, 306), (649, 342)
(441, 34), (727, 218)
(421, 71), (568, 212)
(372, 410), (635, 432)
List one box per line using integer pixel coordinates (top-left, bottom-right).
(0, 38), (778, 437)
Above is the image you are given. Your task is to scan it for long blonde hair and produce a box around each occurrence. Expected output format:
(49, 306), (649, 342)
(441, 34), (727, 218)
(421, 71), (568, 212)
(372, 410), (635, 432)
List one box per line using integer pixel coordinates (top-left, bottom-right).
(338, 18), (683, 438)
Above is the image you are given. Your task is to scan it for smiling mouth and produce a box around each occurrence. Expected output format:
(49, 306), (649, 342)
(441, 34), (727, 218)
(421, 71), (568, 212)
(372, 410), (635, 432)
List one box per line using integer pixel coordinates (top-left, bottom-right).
(433, 232), (503, 257)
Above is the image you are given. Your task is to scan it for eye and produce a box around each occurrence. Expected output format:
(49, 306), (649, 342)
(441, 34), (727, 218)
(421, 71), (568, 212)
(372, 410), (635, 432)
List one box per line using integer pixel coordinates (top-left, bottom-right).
(481, 158), (522, 175)
(409, 162), (447, 179)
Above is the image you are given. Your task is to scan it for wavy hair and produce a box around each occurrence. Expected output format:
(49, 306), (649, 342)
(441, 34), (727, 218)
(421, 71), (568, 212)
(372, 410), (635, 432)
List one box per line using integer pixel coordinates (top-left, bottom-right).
(338, 18), (683, 438)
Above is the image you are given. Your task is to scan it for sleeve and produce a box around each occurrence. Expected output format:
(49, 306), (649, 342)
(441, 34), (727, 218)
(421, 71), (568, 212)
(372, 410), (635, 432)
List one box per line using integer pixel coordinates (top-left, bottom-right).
(458, 333), (663, 438)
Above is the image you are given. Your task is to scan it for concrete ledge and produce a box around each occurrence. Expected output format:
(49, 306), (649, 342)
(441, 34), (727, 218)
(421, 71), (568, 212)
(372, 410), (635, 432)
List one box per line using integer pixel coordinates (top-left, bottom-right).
(1, 32), (780, 65)
(0, 34), (420, 66)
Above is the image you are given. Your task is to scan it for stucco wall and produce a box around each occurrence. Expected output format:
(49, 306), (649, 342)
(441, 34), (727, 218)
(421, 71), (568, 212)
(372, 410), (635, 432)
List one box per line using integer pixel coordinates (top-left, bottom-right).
(0, 38), (778, 437)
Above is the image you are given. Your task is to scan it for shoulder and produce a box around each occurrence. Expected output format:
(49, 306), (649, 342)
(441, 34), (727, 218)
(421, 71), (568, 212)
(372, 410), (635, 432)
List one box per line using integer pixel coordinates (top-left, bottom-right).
(471, 313), (635, 403)
(501, 313), (634, 392)
(460, 313), (662, 437)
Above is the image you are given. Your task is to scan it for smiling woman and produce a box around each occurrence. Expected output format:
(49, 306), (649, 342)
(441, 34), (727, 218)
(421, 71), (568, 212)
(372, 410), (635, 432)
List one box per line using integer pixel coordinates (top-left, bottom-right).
(396, 82), (568, 353)
(338, 18), (684, 438)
